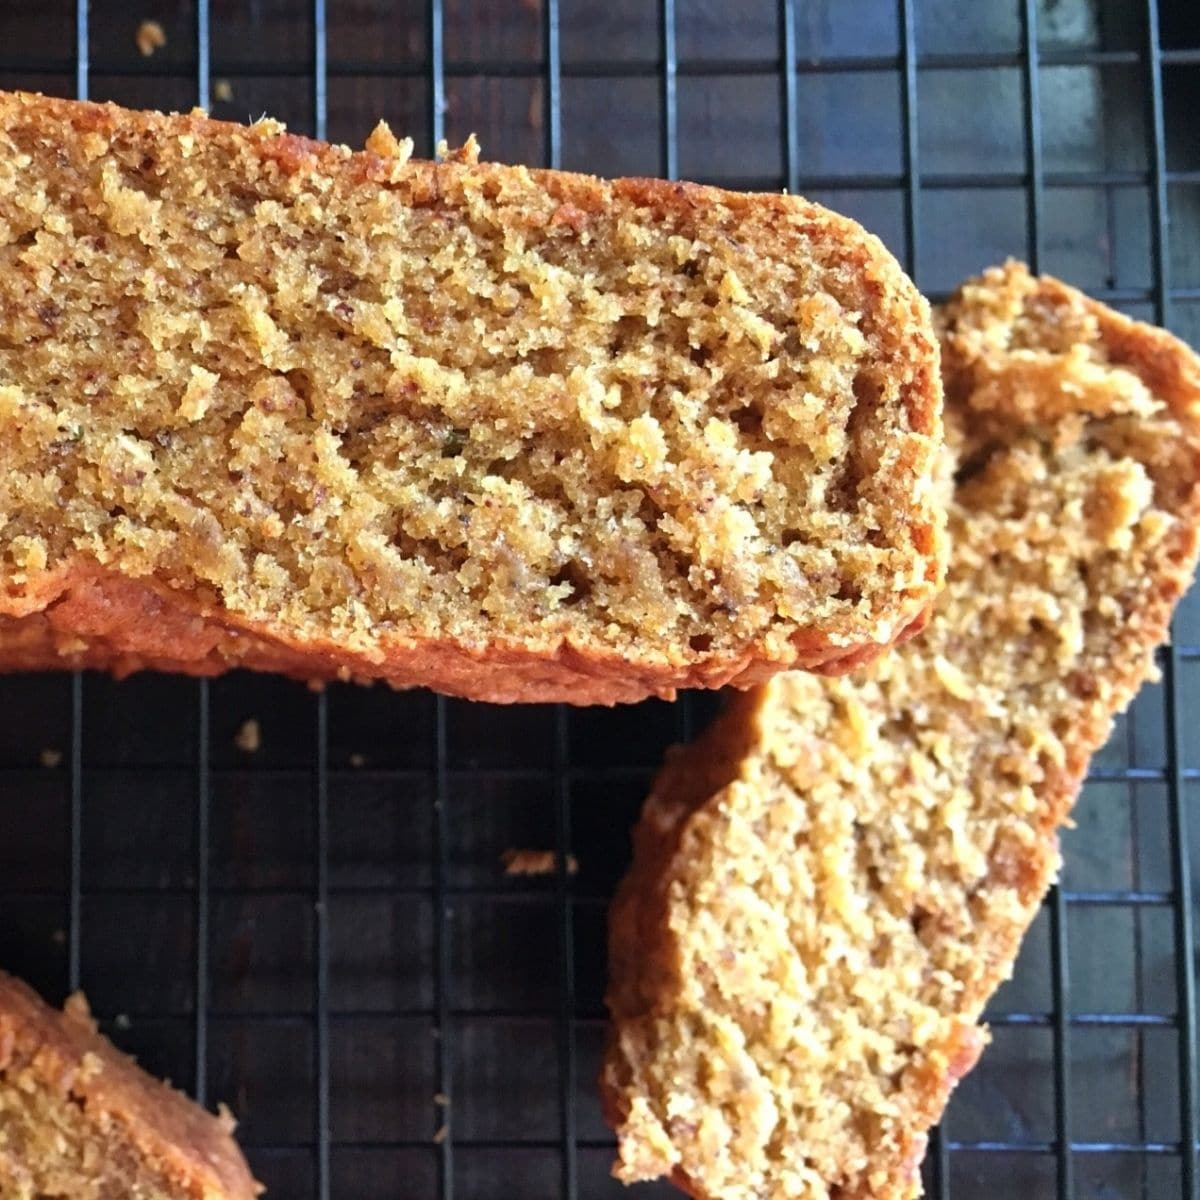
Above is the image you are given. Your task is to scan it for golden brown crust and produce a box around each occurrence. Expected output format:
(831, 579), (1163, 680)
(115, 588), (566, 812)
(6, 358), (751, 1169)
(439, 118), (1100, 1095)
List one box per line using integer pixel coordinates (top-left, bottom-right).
(0, 971), (260, 1199)
(0, 90), (943, 704)
(602, 263), (1200, 1198)
(0, 569), (937, 705)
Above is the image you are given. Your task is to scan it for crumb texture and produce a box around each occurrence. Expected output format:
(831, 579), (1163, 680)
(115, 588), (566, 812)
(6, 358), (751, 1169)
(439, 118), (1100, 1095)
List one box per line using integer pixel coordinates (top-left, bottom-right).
(0, 90), (942, 703)
(603, 263), (1200, 1199)
(0, 971), (260, 1200)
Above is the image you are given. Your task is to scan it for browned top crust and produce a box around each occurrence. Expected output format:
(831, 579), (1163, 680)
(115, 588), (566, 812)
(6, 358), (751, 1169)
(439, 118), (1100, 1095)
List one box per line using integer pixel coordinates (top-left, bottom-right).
(0, 89), (942, 704)
(0, 971), (261, 1199)
(602, 262), (1200, 1197)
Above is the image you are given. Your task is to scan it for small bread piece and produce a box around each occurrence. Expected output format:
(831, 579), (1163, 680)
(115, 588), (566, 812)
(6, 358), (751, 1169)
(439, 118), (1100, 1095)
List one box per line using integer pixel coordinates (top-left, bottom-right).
(602, 263), (1200, 1198)
(0, 971), (260, 1199)
(0, 91), (942, 705)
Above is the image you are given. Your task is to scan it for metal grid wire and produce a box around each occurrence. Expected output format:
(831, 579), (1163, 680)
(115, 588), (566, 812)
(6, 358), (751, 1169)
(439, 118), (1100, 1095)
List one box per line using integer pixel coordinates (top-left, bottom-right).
(0, 1), (1199, 1198)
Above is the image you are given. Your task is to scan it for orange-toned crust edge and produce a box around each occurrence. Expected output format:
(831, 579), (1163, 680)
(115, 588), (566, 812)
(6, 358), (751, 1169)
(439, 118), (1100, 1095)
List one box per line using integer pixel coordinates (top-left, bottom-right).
(0, 565), (934, 706)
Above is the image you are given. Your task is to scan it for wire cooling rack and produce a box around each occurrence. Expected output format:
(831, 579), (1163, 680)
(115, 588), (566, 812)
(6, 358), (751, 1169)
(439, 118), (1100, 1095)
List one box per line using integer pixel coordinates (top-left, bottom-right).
(0, 2), (1199, 1198)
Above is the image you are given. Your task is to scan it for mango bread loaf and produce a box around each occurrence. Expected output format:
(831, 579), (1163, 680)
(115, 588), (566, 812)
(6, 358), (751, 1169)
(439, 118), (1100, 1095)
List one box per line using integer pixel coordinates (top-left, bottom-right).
(0, 971), (260, 1199)
(0, 90), (942, 705)
(602, 263), (1200, 1198)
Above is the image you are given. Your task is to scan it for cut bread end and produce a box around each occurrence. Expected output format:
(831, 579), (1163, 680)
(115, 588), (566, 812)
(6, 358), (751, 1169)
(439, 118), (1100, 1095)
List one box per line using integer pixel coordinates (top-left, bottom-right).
(602, 262), (1200, 1197)
(0, 971), (261, 1200)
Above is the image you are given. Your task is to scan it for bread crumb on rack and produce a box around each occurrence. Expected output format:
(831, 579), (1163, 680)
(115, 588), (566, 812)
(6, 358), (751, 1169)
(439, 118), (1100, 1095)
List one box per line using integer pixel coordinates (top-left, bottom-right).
(135, 20), (166, 57)
(502, 849), (579, 877)
(234, 719), (261, 754)
(528, 84), (543, 132)
(39, 748), (62, 769)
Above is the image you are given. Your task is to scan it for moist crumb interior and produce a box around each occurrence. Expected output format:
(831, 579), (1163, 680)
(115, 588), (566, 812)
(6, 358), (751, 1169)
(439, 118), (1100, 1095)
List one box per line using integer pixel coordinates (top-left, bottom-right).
(0, 1061), (177, 1200)
(0, 100), (935, 663)
(604, 263), (1200, 1199)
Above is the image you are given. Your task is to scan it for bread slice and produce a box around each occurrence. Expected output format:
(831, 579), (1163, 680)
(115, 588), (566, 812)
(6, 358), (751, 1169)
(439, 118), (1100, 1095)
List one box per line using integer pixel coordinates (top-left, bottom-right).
(0, 90), (942, 705)
(602, 262), (1200, 1198)
(0, 971), (260, 1199)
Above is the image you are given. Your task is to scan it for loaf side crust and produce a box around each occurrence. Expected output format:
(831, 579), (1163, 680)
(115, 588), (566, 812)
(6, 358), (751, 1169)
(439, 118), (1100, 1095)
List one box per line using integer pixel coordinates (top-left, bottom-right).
(0, 566), (934, 704)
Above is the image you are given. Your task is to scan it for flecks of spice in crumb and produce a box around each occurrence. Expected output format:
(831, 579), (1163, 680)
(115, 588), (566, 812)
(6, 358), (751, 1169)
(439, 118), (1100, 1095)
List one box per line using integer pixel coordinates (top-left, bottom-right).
(135, 20), (166, 56)
(501, 849), (579, 877)
(39, 748), (62, 769)
(234, 718), (261, 754)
